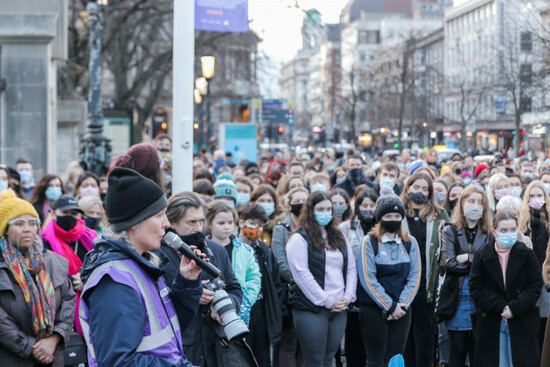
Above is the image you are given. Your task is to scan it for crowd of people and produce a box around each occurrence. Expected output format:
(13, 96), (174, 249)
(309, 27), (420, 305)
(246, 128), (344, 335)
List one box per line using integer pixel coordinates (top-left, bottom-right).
(1, 133), (550, 367)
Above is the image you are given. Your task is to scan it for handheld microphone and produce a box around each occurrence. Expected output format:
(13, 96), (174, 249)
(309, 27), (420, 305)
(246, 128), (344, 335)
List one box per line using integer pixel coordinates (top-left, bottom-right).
(163, 232), (221, 278)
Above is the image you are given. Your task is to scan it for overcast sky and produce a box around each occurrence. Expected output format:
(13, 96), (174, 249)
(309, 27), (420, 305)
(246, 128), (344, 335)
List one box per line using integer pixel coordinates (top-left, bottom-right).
(249, 0), (349, 64)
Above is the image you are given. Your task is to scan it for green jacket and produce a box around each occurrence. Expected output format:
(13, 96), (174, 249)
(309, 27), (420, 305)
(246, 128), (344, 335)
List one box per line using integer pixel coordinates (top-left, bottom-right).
(402, 208), (449, 303)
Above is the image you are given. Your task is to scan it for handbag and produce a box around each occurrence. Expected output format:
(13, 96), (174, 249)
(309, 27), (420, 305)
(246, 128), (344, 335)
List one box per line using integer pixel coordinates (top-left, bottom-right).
(63, 331), (88, 366)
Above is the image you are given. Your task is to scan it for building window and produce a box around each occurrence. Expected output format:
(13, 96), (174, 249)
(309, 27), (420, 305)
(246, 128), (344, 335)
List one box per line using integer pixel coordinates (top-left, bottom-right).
(520, 64), (532, 84)
(520, 97), (532, 113)
(520, 32), (532, 52)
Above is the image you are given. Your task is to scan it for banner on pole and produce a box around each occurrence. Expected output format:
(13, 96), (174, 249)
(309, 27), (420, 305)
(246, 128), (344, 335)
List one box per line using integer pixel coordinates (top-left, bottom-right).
(195, 0), (249, 33)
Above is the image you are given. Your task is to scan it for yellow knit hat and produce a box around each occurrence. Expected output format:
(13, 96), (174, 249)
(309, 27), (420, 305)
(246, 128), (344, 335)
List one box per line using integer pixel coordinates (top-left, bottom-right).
(0, 189), (39, 237)
(440, 166), (451, 176)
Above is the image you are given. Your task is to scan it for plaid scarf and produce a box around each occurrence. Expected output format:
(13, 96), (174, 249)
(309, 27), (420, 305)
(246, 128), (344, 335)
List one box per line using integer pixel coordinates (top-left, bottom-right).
(0, 238), (55, 339)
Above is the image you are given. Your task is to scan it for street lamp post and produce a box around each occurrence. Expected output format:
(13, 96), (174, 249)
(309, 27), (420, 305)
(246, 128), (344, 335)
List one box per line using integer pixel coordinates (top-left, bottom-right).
(194, 87), (203, 149)
(79, 0), (111, 176)
(201, 56), (215, 145)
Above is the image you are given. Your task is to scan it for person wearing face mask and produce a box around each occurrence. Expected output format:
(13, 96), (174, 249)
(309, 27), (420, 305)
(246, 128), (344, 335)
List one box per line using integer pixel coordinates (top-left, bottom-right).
(487, 174), (511, 214)
(433, 179), (450, 210)
(251, 184), (284, 246)
(399, 172), (449, 367)
(444, 183), (465, 217)
(0, 167), (10, 192)
(460, 170), (472, 186)
(518, 180), (550, 351)
(540, 171), (550, 195)
(29, 174), (67, 224)
(356, 186), (421, 367)
(235, 177), (254, 207)
(78, 196), (105, 234)
(41, 195), (98, 336)
(0, 190), (76, 367)
(339, 188), (379, 367)
(271, 187), (309, 367)
(236, 203), (282, 367)
(15, 158), (35, 199)
(213, 173), (238, 208)
(469, 210), (542, 367)
(330, 189), (351, 227)
(438, 185), (491, 367)
(160, 192), (243, 367)
(333, 155), (374, 198)
(506, 173), (523, 198)
(309, 172), (331, 193)
(377, 163), (402, 196)
(74, 171), (100, 200)
(286, 191), (357, 367)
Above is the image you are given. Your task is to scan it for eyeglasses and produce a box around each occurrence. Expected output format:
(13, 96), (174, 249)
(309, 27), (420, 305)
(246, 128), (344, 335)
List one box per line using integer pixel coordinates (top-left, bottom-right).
(8, 219), (41, 229)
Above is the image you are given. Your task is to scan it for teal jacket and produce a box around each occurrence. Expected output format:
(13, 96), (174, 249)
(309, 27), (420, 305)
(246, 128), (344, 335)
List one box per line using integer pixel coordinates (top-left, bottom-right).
(231, 236), (262, 326)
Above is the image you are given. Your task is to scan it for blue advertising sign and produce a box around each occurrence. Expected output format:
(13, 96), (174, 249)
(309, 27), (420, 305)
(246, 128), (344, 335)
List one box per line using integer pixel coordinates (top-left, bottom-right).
(495, 94), (506, 114)
(195, 0), (249, 33)
(220, 123), (257, 163)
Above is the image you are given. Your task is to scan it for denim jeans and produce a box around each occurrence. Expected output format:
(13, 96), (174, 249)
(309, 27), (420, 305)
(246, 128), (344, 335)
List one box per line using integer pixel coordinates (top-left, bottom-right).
(499, 320), (513, 367)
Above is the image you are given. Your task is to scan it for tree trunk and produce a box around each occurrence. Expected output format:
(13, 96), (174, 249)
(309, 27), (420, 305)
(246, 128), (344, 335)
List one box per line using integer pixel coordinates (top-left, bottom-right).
(397, 46), (409, 152)
(514, 108), (521, 156)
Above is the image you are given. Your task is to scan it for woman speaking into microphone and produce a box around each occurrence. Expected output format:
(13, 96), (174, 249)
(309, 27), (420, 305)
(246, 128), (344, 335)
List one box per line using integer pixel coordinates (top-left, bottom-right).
(79, 168), (205, 366)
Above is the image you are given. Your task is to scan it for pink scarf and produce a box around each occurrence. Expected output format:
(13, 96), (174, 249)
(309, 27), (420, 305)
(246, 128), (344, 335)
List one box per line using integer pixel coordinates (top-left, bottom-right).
(41, 219), (97, 335)
(495, 242), (512, 287)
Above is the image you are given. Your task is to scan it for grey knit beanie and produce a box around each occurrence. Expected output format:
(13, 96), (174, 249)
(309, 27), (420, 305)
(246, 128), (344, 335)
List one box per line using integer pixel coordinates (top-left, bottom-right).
(375, 186), (405, 221)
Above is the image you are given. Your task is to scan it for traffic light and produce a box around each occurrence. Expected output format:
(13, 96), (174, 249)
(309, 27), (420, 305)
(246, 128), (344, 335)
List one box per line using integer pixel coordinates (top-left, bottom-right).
(278, 126), (284, 134)
(152, 107), (169, 137)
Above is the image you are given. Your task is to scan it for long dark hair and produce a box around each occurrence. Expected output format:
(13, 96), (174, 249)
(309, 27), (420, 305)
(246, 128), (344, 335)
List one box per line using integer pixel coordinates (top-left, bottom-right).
(298, 191), (346, 251)
(29, 174), (67, 206)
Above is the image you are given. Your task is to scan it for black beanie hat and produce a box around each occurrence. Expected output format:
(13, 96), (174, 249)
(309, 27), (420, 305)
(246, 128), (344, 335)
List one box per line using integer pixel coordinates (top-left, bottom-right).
(106, 167), (167, 232)
(375, 186), (405, 221)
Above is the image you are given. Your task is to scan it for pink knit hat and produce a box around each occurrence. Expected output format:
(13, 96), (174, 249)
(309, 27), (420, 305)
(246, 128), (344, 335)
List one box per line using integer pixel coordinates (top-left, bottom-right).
(109, 143), (160, 179)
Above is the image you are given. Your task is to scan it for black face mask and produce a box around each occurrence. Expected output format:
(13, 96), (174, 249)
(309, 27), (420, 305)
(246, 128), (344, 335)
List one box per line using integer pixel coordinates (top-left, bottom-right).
(358, 209), (375, 223)
(157, 148), (170, 153)
(381, 220), (402, 233)
(180, 231), (206, 249)
(56, 215), (78, 231)
(349, 168), (364, 182)
(100, 192), (106, 202)
(449, 198), (458, 210)
(290, 203), (303, 217)
(83, 215), (100, 230)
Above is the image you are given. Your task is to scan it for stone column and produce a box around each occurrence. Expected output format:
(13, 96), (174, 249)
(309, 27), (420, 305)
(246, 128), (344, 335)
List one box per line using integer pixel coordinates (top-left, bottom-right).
(0, 2), (64, 177)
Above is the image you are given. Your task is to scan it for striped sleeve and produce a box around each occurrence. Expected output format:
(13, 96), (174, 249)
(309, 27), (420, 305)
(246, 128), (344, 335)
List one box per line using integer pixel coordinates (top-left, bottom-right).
(398, 236), (422, 308)
(356, 235), (396, 313)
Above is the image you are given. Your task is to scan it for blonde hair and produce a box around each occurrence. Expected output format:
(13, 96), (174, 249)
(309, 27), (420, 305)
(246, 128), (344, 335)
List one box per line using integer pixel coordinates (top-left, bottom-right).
(283, 187), (309, 208)
(518, 181), (550, 233)
(496, 196), (522, 214)
(78, 196), (106, 227)
(452, 184), (492, 233)
(486, 174), (509, 211)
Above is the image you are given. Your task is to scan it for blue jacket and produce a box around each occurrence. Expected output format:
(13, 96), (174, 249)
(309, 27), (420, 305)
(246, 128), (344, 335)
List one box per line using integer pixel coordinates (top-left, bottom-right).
(356, 234), (421, 315)
(80, 236), (202, 367)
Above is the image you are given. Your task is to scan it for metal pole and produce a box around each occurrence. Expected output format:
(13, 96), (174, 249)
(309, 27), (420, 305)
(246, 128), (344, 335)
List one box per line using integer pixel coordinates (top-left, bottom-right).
(79, 1), (111, 176)
(205, 82), (211, 147)
(172, 0), (195, 192)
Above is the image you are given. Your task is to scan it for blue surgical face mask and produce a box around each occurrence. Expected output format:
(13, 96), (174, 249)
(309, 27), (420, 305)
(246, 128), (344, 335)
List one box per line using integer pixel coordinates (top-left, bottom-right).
(315, 211), (333, 226)
(18, 169), (32, 184)
(259, 202), (275, 216)
(511, 186), (522, 198)
(497, 231), (517, 248)
(379, 177), (395, 189)
(333, 204), (347, 217)
(236, 193), (250, 206)
(312, 183), (328, 192)
(435, 191), (446, 204)
(544, 183), (550, 195)
(463, 177), (472, 185)
(397, 163), (404, 170)
(0, 181), (8, 191)
(45, 186), (62, 201)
